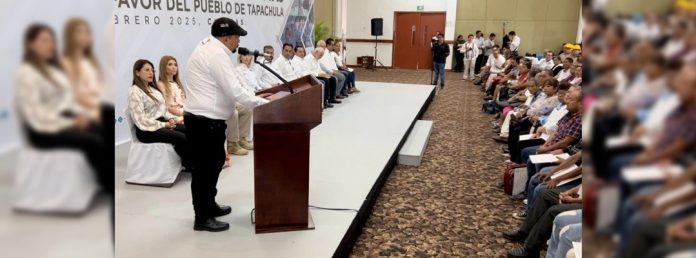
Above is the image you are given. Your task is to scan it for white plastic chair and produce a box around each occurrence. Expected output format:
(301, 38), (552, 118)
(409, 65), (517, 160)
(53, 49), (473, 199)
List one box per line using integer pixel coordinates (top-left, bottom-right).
(13, 147), (98, 213)
(124, 109), (181, 187)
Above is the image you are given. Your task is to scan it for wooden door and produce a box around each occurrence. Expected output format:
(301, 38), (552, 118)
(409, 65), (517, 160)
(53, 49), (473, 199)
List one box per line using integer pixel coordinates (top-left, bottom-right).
(417, 13), (446, 70)
(392, 12), (446, 70)
(392, 12), (420, 69)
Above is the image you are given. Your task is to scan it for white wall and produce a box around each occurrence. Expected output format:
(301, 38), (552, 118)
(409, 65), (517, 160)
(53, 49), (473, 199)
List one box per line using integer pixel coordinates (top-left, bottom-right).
(0, 0), (112, 154)
(343, 0), (457, 69)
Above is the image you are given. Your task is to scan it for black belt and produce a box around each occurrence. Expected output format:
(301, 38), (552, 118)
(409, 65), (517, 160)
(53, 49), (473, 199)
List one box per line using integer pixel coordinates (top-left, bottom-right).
(184, 112), (227, 129)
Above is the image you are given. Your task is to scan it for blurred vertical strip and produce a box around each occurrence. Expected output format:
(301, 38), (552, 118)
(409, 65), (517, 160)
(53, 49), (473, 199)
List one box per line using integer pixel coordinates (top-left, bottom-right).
(584, 0), (696, 257)
(0, 0), (114, 257)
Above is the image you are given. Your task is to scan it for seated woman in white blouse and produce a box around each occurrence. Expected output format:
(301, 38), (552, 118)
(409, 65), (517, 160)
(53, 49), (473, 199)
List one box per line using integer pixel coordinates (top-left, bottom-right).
(15, 24), (111, 193)
(128, 59), (192, 170)
(156, 55), (186, 123)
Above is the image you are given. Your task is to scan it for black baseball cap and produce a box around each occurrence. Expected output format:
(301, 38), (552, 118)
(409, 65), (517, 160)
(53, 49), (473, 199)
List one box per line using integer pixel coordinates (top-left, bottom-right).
(211, 17), (247, 37)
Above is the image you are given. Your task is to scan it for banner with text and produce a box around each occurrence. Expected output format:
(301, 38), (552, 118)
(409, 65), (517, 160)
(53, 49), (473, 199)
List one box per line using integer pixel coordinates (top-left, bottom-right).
(114, 0), (315, 144)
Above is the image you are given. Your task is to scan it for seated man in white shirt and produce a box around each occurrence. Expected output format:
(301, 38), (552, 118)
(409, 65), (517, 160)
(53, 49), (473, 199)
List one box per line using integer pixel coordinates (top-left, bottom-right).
(536, 51), (555, 71)
(301, 46), (340, 108)
(317, 40), (347, 99)
(236, 47), (270, 92)
(272, 43), (302, 81)
(328, 39), (360, 94)
(554, 58), (574, 82)
(291, 45), (311, 76)
(257, 45), (284, 87)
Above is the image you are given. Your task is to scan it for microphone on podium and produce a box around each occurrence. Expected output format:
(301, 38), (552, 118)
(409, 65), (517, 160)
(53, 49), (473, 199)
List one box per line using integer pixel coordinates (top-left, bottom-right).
(252, 49), (295, 94)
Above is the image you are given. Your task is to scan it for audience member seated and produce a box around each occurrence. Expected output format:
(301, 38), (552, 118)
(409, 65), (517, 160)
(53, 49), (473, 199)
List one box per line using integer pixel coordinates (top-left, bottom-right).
(127, 59), (192, 170)
(554, 58), (574, 82)
(272, 43), (302, 82)
(332, 40), (360, 93)
(317, 40), (347, 99)
(303, 47), (340, 108)
(258, 45), (284, 87)
(16, 24), (111, 193)
(535, 51), (555, 71)
(503, 185), (583, 258)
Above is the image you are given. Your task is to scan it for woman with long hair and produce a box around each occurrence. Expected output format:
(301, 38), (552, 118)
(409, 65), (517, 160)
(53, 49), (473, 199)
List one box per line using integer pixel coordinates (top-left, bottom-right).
(156, 55), (186, 123)
(127, 59), (192, 170)
(61, 18), (103, 121)
(15, 23), (112, 194)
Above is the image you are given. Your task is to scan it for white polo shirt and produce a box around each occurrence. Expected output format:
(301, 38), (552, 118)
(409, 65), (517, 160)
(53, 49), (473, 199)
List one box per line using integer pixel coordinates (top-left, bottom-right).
(184, 36), (268, 120)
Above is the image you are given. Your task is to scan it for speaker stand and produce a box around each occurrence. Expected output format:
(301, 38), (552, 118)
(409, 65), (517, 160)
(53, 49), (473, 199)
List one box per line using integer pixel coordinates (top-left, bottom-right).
(371, 35), (388, 71)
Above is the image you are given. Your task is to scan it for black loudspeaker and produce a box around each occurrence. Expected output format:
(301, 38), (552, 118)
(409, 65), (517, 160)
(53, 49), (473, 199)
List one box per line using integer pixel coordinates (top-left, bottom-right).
(371, 18), (383, 36)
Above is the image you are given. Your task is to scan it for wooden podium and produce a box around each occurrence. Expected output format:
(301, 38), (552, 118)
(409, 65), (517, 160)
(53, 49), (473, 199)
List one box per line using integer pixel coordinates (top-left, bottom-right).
(253, 75), (323, 233)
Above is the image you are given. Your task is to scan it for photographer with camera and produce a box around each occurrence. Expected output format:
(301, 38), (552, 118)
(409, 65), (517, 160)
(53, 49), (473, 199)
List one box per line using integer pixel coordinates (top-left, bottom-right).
(431, 34), (450, 89)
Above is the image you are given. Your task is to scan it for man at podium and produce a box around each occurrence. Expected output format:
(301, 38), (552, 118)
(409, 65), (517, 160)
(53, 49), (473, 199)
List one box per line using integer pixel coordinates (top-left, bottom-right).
(183, 17), (272, 232)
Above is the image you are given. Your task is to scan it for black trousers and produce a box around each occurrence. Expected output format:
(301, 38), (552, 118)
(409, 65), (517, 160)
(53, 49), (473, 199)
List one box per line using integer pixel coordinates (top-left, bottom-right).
(454, 53), (464, 72)
(184, 112), (227, 221)
(318, 76), (337, 102)
(475, 54), (487, 74)
(507, 117), (535, 163)
(24, 104), (114, 195)
(134, 124), (191, 168)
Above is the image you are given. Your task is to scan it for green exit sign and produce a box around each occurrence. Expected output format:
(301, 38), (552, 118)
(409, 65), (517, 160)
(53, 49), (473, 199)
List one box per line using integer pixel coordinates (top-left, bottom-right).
(417, 5), (424, 11)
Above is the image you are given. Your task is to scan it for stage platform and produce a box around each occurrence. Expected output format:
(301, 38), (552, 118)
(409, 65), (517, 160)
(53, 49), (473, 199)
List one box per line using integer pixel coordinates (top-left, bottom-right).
(115, 81), (435, 258)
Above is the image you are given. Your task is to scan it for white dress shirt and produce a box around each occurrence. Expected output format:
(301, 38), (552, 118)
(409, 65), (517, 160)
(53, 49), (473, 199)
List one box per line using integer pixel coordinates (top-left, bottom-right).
(292, 56), (311, 76)
(555, 68), (572, 82)
(304, 55), (324, 77)
(184, 36), (268, 120)
(459, 41), (480, 60)
(319, 49), (339, 73)
(537, 58), (555, 71)
(272, 55), (301, 81)
(236, 63), (265, 92)
(543, 104), (568, 134)
(483, 38), (495, 56)
(256, 56), (284, 87)
(487, 54), (506, 74)
(510, 35), (521, 52)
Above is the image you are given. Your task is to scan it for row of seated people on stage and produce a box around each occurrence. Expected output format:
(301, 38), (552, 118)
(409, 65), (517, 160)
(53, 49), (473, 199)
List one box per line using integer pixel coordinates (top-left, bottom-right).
(15, 21), (114, 195)
(468, 41), (584, 257)
(584, 11), (696, 258)
(126, 39), (360, 173)
(250, 38), (360, 109)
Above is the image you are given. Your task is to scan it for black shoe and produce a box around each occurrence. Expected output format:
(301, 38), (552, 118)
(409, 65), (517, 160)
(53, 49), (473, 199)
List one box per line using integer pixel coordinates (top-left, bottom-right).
(335, 95), (345, 99)
(193, 218), (230, 232)
(510, 193), (526, 201)
(506, 246), (539, 258)
(329, 99), (342, 104)
(341, 94), (349, 98)
(212, 205), (232, 217)
(431, 82), (437, 86)
(502, 230), (527, 243)
(324, 103), (334, 108)
(492, 136), (508, 143)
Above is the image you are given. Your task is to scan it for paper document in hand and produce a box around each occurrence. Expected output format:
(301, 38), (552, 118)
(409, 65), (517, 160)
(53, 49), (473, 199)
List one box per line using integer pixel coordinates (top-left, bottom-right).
(621, 165), (684, 183)
(529, 153), (570, 164)
(519, 134), (535, 141)
(550, 165), (579, 179)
